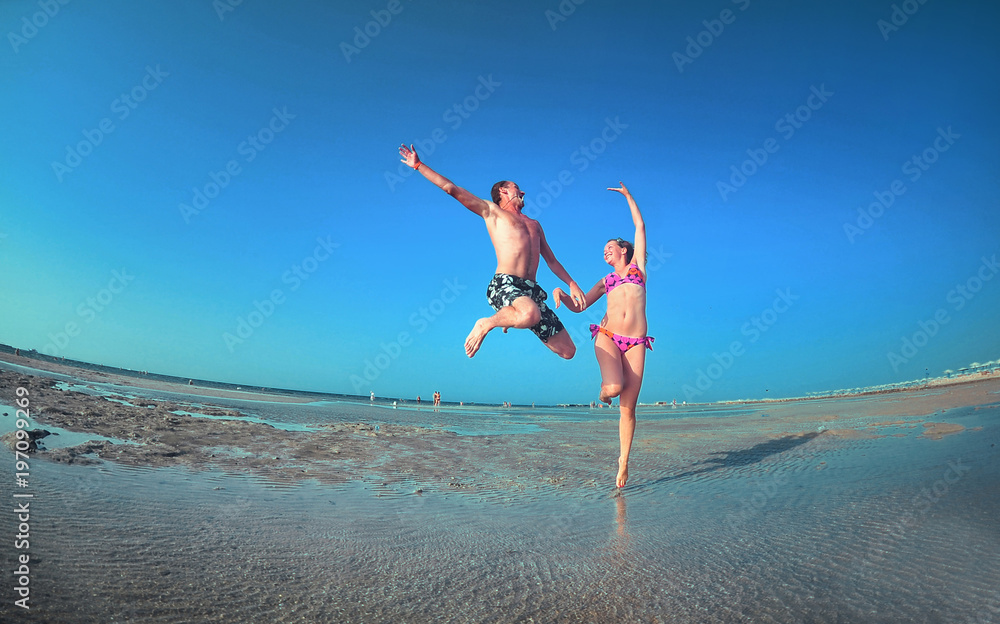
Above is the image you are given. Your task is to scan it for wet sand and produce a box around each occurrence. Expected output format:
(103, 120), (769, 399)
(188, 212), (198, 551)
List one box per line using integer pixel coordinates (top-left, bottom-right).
(1, 357), (998, 623)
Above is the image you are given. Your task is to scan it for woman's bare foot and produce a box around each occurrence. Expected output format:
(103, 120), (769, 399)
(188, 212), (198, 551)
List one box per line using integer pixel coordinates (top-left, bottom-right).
(464, 318), (492, 357)
(616, 457), (629, 488)
(599, 390), (613, 405)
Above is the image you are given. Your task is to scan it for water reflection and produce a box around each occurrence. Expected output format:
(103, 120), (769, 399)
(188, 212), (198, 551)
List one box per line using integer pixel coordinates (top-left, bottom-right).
(610, 491), (631, 560)
(614, 492), (628, 540)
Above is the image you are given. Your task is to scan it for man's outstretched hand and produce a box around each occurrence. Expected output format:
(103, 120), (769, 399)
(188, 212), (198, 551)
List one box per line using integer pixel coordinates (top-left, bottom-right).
(399, 143), (420, 170)
(569, 282), (587, 310)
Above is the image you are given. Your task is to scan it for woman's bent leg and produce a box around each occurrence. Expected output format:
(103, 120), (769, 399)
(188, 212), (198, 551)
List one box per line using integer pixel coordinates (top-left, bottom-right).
(594, 333), (624, 405)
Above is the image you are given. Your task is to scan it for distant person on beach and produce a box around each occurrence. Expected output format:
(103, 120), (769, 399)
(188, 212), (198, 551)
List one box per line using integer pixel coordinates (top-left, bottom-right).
(552, 182), (652, 488)
(399, 143), (587, 358)
(433, 390), (441, 407)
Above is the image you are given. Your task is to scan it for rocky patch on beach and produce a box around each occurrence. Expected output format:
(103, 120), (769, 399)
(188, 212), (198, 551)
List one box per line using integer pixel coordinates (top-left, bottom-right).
(0, 369), (528, 490)
(0, 370), (352, 480)
(0, 369), (602, 494)
(0, 428), (52, 453)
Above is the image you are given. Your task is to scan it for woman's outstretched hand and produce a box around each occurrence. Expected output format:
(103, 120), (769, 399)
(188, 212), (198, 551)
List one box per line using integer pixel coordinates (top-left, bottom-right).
(607, 181), (630, 196)
(552, 287), (567, 309)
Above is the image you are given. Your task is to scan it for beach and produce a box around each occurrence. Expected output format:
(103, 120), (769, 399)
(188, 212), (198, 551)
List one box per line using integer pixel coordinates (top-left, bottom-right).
(1, 355), (998, 623)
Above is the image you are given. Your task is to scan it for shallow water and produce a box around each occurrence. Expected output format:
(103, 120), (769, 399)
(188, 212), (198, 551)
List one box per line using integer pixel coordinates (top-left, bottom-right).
(1, 367), (999, 622)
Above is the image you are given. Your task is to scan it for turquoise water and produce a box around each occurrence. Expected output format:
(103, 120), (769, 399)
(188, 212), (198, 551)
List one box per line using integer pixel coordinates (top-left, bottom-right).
(1, 364), (999, 623)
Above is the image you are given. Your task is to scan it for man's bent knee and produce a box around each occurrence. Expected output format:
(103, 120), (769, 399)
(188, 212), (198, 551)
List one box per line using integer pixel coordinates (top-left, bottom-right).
(546, 330), (575, 359)
(511, 299), (541, 328)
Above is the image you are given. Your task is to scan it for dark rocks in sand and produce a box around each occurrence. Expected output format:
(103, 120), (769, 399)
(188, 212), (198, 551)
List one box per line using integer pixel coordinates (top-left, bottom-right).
(195, 407), (244, 418)
(27, 429), (52, 441)
(47, 441), (110, 465)
(1, 429), (53, 453)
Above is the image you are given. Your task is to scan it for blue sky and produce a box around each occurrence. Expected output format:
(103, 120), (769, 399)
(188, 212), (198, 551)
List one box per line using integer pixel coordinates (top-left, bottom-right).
(2, 0), (998, 405)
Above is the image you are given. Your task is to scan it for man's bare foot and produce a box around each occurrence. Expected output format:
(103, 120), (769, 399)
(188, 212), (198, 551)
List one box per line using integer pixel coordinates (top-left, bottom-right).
(464, 318), (492, 357)
(616, 457), (629, 488)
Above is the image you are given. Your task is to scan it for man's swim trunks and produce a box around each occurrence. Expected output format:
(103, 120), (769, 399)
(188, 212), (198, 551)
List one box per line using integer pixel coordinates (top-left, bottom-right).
(486, 273), (565, 343)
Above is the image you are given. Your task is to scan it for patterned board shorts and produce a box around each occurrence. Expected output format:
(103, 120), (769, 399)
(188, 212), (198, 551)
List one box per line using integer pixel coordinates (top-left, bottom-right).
(485, 273), (565, 343)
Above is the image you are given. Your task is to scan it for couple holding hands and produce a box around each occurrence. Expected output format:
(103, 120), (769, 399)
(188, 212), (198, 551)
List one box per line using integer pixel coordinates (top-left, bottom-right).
(399, 144), (654, 489)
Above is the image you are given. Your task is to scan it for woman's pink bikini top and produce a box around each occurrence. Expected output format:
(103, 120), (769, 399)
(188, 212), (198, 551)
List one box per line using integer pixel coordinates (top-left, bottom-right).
(604, 263), (646, 294)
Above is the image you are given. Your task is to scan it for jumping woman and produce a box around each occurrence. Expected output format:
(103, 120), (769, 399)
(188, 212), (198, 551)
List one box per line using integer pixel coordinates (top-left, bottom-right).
(553, 182), (652, 488)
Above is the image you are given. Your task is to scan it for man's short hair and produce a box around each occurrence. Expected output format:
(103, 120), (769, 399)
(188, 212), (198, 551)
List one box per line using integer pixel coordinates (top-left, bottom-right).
(491, 180), (511, 204)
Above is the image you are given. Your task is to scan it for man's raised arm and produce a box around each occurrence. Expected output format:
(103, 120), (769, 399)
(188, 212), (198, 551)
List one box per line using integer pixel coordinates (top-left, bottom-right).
(399, 144), (490, 218)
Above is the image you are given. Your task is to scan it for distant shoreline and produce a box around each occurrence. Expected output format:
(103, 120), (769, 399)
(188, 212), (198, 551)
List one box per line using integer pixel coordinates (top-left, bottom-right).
(705, 367), (1000, 407)
(0, 347), (324, 405)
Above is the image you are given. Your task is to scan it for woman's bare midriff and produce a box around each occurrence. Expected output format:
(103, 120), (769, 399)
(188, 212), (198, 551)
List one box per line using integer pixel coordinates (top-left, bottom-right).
(602, 285), (647, 337)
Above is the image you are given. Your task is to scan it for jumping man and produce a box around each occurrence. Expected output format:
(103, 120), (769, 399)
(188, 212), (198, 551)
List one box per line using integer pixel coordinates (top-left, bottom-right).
(399, 144), (586, 358)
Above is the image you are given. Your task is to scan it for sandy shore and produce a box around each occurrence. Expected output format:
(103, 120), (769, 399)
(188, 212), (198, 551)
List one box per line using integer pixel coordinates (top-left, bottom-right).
(2, 355), (996, 493)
